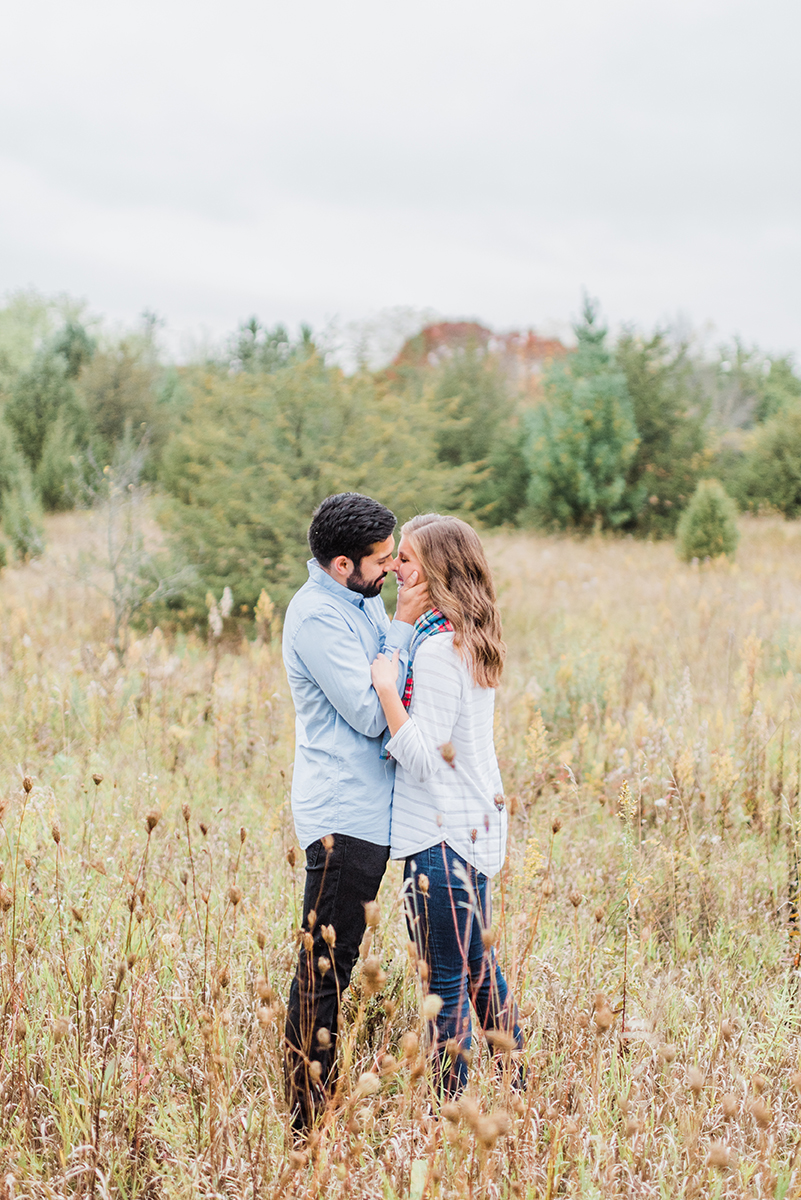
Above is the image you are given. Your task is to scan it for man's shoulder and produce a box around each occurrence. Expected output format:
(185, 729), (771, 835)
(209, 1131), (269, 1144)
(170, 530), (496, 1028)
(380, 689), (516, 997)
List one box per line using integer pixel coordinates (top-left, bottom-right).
(285, 579), (355, 636)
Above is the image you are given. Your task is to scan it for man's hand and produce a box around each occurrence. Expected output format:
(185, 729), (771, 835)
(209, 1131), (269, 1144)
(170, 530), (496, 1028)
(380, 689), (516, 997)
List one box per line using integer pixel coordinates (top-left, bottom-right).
(394, 570), (430, 625)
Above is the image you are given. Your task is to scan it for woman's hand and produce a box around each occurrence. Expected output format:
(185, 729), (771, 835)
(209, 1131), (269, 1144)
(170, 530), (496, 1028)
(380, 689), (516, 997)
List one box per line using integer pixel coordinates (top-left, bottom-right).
(371, 649), (400, 696)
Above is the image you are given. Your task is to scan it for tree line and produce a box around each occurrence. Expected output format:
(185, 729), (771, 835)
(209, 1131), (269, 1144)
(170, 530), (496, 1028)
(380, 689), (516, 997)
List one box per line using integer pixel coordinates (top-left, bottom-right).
(0, 289), (799, 621)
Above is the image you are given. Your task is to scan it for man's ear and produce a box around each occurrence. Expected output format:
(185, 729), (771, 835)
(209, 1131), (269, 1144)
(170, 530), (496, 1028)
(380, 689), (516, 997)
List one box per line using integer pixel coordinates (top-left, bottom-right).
(331, 555), (353, 579)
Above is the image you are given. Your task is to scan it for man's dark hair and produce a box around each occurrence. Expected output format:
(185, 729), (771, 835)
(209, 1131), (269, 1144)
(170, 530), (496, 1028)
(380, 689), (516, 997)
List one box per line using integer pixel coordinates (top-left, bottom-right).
(308, 493), (396, 568)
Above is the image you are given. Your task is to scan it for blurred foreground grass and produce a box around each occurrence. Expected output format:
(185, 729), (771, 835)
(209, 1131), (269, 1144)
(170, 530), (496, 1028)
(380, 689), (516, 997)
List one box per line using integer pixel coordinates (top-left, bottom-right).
(1, 512), (801, 1196)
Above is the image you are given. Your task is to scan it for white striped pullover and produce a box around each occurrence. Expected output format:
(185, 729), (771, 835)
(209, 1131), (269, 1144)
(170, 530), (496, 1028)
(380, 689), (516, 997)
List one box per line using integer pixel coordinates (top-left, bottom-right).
(386, 632), (508, 878)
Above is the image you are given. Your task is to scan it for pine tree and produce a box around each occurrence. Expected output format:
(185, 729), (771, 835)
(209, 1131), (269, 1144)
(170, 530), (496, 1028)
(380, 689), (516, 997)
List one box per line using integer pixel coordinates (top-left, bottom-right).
(525, 299), (643, 531)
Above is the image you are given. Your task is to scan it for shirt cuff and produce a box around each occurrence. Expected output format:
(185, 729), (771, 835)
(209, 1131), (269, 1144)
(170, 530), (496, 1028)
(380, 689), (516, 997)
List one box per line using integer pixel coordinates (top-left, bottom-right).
(385, 718), (415, 762)
(385, 619), (414, 651)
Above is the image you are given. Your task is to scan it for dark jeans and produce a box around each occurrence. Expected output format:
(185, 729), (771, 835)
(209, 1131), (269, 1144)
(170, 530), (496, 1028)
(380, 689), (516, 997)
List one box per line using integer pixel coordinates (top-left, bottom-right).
(285, 833), (389, 1130)
(404, 842), (523, 1097)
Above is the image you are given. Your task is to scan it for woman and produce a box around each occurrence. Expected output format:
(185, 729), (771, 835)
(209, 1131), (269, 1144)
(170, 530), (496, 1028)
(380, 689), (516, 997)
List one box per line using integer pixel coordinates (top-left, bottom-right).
(371, 513), (523, 1096)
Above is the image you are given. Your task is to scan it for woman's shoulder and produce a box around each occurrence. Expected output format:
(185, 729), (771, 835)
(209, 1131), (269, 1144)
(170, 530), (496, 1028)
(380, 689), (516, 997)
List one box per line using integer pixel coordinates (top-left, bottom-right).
(415, 632), (468, 676)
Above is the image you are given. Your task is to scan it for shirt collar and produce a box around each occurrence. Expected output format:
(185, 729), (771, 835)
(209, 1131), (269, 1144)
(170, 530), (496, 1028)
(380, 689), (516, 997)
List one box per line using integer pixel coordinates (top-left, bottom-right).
(307, 558), (365, 609)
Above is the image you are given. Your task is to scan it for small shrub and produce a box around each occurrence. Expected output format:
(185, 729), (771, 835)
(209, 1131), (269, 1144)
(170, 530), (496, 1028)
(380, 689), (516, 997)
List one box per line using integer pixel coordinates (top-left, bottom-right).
(1, 471), (45, 561)
(676, 479), (739, 562)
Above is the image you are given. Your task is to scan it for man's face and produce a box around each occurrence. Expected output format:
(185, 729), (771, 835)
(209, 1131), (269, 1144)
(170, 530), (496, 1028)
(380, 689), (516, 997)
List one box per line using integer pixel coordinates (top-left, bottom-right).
(346, 535), (396, 598)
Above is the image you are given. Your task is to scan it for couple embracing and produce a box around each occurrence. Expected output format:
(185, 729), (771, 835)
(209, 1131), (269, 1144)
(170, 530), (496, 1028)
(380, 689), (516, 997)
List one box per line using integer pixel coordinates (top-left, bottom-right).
(282, 492), (523, 1132)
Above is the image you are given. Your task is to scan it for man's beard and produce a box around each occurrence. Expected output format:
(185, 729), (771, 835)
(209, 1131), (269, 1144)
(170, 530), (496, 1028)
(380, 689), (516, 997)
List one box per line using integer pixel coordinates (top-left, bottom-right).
(346, 568), (386, 599)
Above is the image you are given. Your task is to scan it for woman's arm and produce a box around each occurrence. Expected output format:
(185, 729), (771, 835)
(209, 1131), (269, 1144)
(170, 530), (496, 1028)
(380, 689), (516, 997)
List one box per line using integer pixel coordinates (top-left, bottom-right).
(373, 639), (463, 784)
(370, 650), (409, 738)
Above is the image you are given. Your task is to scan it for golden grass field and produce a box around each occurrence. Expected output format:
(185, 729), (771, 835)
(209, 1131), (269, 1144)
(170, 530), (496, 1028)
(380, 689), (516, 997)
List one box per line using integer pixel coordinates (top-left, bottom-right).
(1, 510), (801, 1198)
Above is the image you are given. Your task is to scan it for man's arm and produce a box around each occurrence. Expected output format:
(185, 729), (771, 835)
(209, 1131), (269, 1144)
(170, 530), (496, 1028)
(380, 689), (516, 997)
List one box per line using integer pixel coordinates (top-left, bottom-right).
(293, 608), (399, 739)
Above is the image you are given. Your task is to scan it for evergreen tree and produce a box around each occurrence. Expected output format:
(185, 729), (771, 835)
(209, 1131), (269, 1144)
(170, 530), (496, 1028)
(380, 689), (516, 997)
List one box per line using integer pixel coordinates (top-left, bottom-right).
(736, 404), (801, 516)
(158, 354), (471, 615)
(427, 347), (529, 524)
(676, 479), (739, 561)
(525, 299), (643, 531)
(5, 348), (89, 468)
(615, 331), (708, 536)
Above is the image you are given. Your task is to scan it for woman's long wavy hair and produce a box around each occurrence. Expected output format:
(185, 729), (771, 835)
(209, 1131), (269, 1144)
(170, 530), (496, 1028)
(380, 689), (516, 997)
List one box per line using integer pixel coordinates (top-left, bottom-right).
(403, 513), (505, 688)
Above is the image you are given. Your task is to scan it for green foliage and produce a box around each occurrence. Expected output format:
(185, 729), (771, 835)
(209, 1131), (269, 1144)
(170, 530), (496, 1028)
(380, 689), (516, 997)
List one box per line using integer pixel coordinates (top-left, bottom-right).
(5, 348), (89, 468)
(753, 356), (801, 423)
(158, 355), (470, 614)
(736, 404), (801, 516)
(36, 412), (79, 511)
(676, 479), (739, 562)
(615, 331), (708, 536)
(1, 468), (45, 561)
(51, 320), (95, 378)
(76, 334), (166, 459)
(0, 418), (27, 497)
(427, 348), (529, 525)
(228, 318), (315, 374)
(0, 290), (77, 397)
(525, 300), (643, 531)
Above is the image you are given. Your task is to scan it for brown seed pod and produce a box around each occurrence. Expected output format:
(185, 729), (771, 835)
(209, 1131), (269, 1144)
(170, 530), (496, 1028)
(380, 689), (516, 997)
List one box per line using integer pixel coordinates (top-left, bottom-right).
(22, 777), (33, 794)
(706, 1142), (731, 1170)
(228, 885), (243, 907)
(145, 809), (161, 833)
(551, 816), (562, 834)
(92, 774), (103, 786)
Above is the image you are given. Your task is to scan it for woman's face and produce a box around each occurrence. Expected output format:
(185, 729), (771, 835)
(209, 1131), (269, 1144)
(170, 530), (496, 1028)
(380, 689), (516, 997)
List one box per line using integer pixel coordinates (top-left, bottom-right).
(393, 534), (426, 588)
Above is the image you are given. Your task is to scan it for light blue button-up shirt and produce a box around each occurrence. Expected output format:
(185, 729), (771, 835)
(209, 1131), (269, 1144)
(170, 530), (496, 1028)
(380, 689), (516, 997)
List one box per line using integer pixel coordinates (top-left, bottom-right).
(282, 559), (413, 849)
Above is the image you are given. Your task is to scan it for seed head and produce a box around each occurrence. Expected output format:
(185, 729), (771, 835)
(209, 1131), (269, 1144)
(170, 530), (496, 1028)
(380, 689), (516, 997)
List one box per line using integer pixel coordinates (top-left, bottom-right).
(687, 1066), (704, 1097)
(721, 1093), (738, 1120)
(364, 900), (380, 928)
(145, 809), (161, 833)
(658, 1043), (677, 1063)
(22, 777), (33, 794)
(485, 1029), (517, 1053)
(541, 878), (554, 897)
(318, 956), (331, 976)
(179, 869), (188, 886)
(70, 906), (84, 925)
(362, 955), (386, 997)
(256, 928), (267, 949)
(316, 1027), (332, 1049)
(92, 774), (103, 786)
(551, 816), (562, 834)
(322, 834), (335, 851)
(439, 742), (456, 767)
(418, 873), (429, 895)
(308, 1060), (322, 1083)
(199, 822), (208, 837)
(321, 924), (336, 947)
(53, 1015), (69, 1043)
(401, 1031), (418, 1059)
(355, 1072), (380, 1098)
(751, 1072), (767, 1095)
(217, 964), (230, 989)
(720, 1018), (736, 1041)
(422, 993), (443, 1020)
(181, 802), (191, 823)
(594, 906), (605, 923)
(25, 936), (34, 955)
(240, 826), (246, 844)
(749, 1097), (771, 1129)
(441, 1101), (461, 1124)
(14, 1015), (27, 1042)
(286, 846), (296, 868)
(481, 927), (495, 950)
(228, 885), (243, 907)
(51, 823), (61, 845)
(706, 1142), (730, 1170)
(569, 888), (582, 908)
(307, 909), (317, 929)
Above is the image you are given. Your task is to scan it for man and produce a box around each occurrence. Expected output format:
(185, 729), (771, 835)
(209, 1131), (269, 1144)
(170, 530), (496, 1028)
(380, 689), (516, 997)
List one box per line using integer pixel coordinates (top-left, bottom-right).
(282, 492), (429, 1131)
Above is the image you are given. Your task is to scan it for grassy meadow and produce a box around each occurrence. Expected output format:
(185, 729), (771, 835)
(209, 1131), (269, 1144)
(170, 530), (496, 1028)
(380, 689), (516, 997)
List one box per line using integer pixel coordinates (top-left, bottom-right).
(1, 511), (801, 1197)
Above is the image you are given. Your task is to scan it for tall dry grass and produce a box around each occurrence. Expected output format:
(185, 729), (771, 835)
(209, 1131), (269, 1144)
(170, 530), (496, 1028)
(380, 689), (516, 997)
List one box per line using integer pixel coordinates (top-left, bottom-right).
(0, 512), (800, 1197)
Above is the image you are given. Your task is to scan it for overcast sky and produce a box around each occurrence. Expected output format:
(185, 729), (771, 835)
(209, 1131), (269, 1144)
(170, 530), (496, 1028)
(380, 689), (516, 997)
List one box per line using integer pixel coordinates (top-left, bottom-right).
(1, 0), (799, 359)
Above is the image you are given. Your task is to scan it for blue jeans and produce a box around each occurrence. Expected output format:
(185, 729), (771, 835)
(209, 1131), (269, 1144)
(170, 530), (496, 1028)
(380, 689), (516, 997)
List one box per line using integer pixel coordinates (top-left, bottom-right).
(404, 843), (523, 1096)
